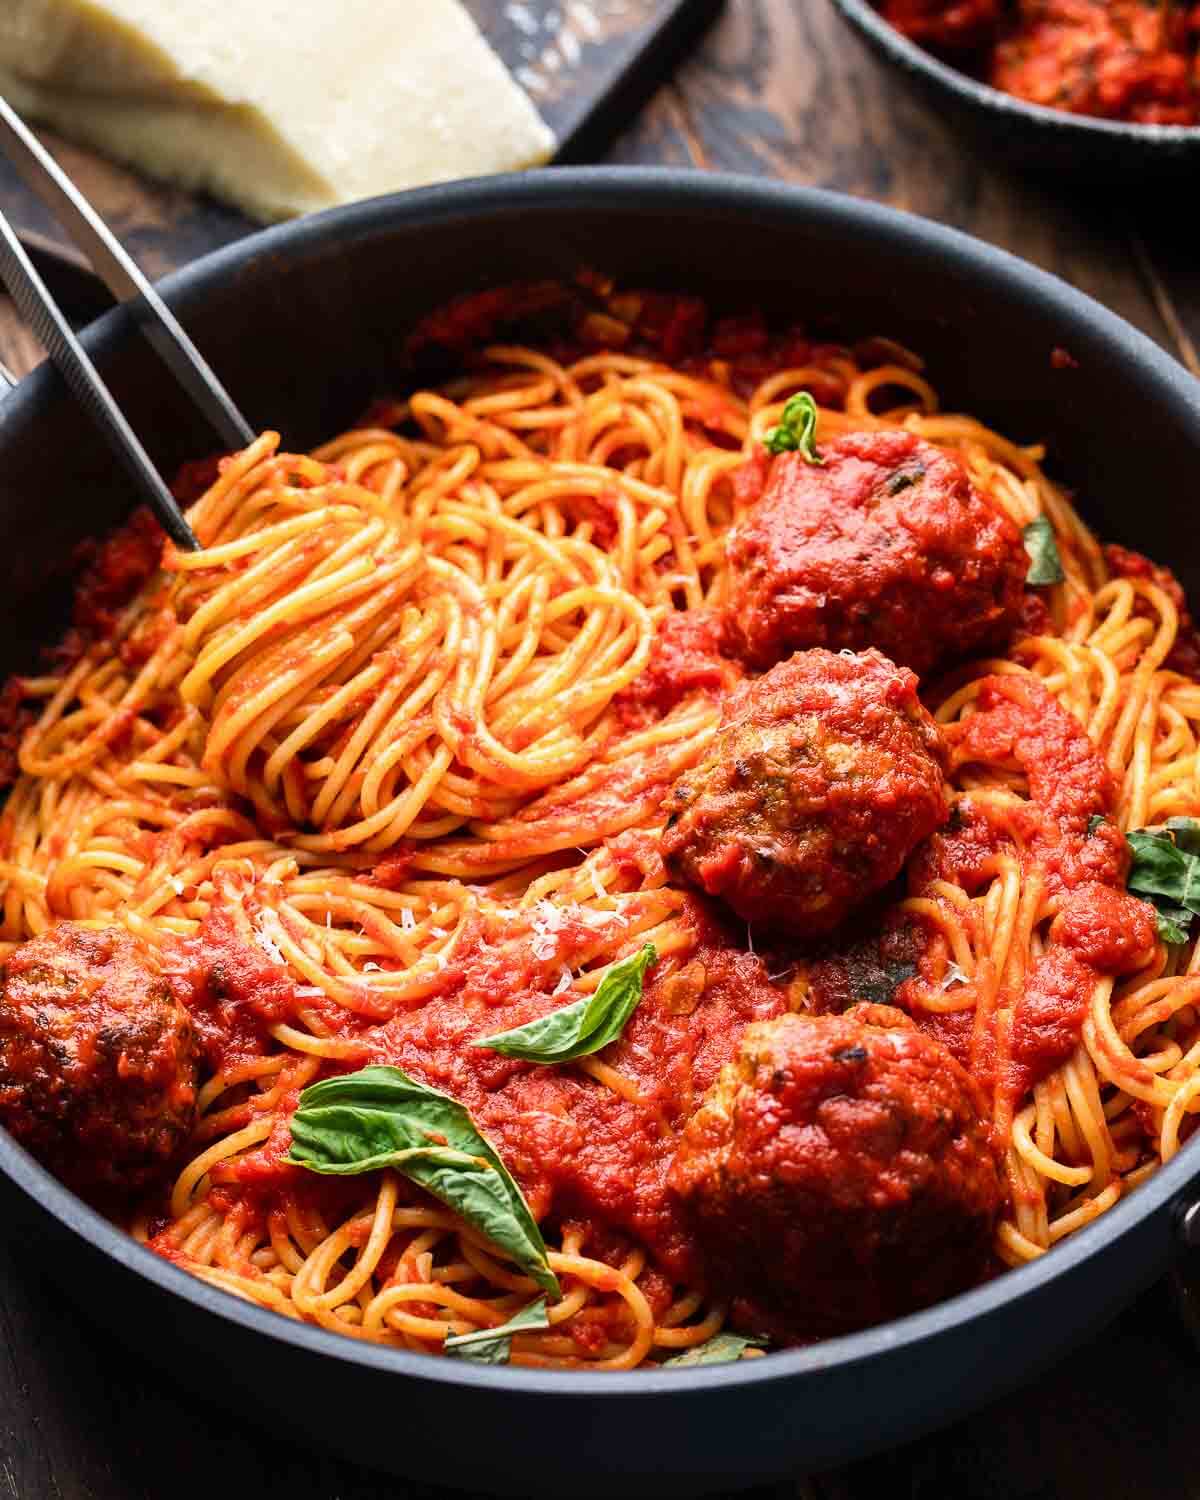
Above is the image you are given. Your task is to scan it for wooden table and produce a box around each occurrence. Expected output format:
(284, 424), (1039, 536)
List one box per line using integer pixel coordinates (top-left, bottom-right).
(3, 3), (1200, 1496)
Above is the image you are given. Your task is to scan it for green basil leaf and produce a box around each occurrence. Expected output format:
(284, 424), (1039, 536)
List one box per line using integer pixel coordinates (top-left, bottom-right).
(1086, 813), (1105, 837)
(1124, 824), (1200, 946)
(285, 1065), (560, 1298)
(475, 944), (658, 1064)
(1126, 828), (1200, 912)
(763, 392), (823, 464)
(1156, 905), (1193, 946)
(661, 1332), (767, 1367)
(1022, 515), (1064, 586)
(444, 1297), (548, 1365)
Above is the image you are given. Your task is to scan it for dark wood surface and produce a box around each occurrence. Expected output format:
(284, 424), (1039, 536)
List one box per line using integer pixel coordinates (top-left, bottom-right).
(3, 1), (1200, 1496)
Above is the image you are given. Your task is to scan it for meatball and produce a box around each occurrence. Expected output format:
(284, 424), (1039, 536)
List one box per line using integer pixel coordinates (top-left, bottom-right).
(668, 1007), (1002, 1342)
(660, 648), (947, 936)
(725, 430), (1027, 676)
(0, 923), (199, 1196)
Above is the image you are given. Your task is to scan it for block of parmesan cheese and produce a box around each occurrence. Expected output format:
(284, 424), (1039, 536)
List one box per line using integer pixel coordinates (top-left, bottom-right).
(0, 0), (556, 223)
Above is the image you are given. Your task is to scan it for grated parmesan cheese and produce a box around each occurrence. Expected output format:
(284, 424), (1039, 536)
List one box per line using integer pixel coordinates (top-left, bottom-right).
(254, 927), (285, 966)
(939, 962), (970, 991)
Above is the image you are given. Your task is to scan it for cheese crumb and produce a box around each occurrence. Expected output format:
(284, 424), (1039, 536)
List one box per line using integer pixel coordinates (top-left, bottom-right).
(939, 962), (970, 991)
(254, 927), (285, 966)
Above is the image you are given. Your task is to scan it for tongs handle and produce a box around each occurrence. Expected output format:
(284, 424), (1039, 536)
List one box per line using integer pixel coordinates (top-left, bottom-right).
(0, 94), (254, 453)
(0, 205), (201, 552)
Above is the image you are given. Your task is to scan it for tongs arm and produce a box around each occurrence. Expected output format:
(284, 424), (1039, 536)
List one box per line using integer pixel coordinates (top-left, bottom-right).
(0, 95), (254, 452)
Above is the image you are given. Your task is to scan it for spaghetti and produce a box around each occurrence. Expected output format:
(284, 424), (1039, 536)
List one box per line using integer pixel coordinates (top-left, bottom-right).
(3, 289), (1200, 1367)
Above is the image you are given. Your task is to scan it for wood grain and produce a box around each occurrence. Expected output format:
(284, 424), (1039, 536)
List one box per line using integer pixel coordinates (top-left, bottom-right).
(3, 2), (1200, 1498)
(660, 0), (1180, 349)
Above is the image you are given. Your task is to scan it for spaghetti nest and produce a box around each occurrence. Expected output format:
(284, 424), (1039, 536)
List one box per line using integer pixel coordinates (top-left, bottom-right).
(2, 322), (1200, 1367)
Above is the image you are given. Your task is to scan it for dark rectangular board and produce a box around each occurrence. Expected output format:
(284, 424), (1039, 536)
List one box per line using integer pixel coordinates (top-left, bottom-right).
(0, 0), (722, 284)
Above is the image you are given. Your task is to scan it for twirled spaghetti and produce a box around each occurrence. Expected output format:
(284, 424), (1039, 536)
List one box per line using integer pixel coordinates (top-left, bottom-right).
(3, 286), (1200, 1367)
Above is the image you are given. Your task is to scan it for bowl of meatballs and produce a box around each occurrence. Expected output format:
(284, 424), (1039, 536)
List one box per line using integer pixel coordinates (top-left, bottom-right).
(832, 0), (1200, 177)
(2, 168), (1200, 1494)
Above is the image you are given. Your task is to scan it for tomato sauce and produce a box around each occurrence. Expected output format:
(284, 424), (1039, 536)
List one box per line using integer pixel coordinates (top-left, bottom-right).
(613, 609), (740, 728)
(0, 676), (35, 790)
(920, 674), (1127, 897)
(1106, 543), (1200, 679)
(724, 431), (1027, 676)
(878, 0), (1200, 124)
(1003, 882), (1156, 1108)
(877, 0), (1002, 50)
(398, 279), (865, 415)
(360, 898), (784, 1277)
(69, 507), (166, 640)
(189, 894), (785, 1280)
(6, 291), (1183, 1317)
(166, 902), (300, 1073)
(905, 675), (1156, 1106)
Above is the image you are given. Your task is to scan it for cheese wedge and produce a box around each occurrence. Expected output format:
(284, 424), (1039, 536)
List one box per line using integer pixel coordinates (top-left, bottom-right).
(0, 0), (556, 223)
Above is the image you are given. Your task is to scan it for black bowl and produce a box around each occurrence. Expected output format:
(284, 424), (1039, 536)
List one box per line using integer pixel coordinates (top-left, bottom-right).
(3, 168), (1200, 1496)
(830, 0), (1200, 179)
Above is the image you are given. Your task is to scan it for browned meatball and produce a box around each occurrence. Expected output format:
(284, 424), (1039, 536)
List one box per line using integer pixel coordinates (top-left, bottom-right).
(668, 1007), (1002, 1342)
(660, 648), (947, 936)
(725, 430), (1027, 676)
(0, 923), (199, 1196)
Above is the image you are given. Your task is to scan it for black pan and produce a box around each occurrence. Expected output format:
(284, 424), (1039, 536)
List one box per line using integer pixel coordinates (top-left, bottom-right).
(830, 0), (1200, 180)
(2, 169), (1200, 1497)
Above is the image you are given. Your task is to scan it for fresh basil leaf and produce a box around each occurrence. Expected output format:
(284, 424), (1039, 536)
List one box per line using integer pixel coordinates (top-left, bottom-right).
(1126, 828), (1200, 911)
(662, 1332), (767, 1367)
(1022, 515), (1064, 586)
(286, 1065), (560, 1298)
(1125, 824), (1200, 945)
(763, 392), (823, 464)
(475, 944), (658, 1064)
(444, 1297), (548, 1365)
(1156, 905), (1193, 945)
(1087, 813), (1105, 837)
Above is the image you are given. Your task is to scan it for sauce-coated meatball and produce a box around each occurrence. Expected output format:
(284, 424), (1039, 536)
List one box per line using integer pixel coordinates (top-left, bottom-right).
(725, 430), (1027, 676)
(668, 1006), (1001, 1342)
(660, 648), (947, 936)
(0, 923), (199, 1195)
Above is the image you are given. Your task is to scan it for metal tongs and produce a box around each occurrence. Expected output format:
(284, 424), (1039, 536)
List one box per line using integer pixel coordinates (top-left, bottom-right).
(0, 95), (255, 551)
